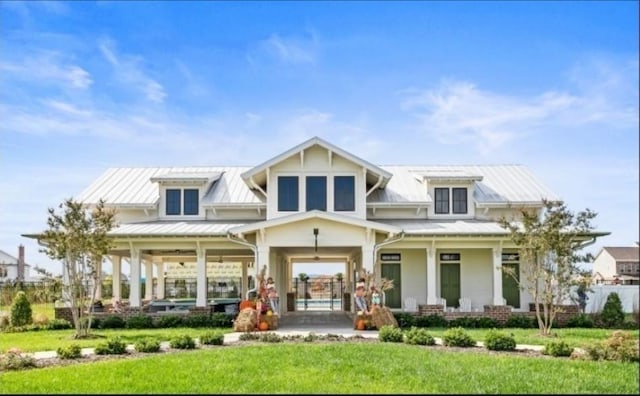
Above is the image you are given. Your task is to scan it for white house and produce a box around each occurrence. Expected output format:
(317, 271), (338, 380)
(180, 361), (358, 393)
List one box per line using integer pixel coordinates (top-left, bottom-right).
(25, 136), (608, 315)
(0, 245), (31, 282)
(592, 245), (640, 285)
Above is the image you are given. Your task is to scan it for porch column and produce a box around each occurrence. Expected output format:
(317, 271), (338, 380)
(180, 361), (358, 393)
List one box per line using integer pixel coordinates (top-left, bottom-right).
(144, 260), (154, 301)
(241, 261), (248, 299)
(111, 255), (121, 301)
(492, 246), (504, 305)
(156, 261), (165, 299)
(257, 245), (270, 280)
(196, 248), (207, 307)
(129, 249), (142, 307)
(95, 259), (103, 300)
(426, 247), (437, 304)
(362, 244), (374, 274)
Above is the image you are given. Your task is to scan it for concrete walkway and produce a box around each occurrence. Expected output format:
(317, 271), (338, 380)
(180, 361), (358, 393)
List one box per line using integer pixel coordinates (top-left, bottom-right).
(26, 311), (545, 360)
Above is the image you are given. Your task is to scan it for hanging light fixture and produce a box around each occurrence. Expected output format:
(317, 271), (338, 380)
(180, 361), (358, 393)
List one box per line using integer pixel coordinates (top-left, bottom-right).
(313, 228), (319, 252)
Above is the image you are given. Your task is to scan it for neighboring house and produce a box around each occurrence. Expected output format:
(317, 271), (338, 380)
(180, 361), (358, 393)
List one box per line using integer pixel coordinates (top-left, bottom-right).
(24, 136), (608, 314)
(592, 245), (640, 285)
(0, 245), (31, 282)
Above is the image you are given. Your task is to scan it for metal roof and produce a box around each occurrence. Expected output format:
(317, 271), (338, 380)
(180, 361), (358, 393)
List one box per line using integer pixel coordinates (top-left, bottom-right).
(149, 172), (222, 184)
(108, 221), (248, 237)
(77, 164), (559, 208)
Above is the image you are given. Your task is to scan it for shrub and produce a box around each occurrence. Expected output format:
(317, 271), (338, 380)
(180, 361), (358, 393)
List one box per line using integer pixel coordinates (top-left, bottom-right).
(126, 314), (154, 329)
(303, 332), (320, 342)
(183, 314), (211, 328)
(10, 291), (32, 327)
(95, 337), (128, 355)
(404, 327), (435, 346)
(260, 332), (283, 343)
(210, 313), (234, 328)
(80, 316), (101, 329)
(99, 315), (126, 329)
(484, 329), (516, 351)
(542, 340), (573, 357)
(600, 292), (625, 328)
(134, 338), (161, 353)
(156, 315), (184, 328)
(238, 332), (260, 341)
(442, 327), (476, 347)
(57, 344), (82, 360)
(505, 314), (536, 329)
(378, 325), (404, 343)
(169, 334), (196, 349)
(0, 348), (36, 371)
(584, 331), (639, 363)
(565, 313), (594, 328)
(46, 318), (72, 330)
(416, 314), (448, 328)
(200, 331), (225, 346)
(393, 312), (416, 329)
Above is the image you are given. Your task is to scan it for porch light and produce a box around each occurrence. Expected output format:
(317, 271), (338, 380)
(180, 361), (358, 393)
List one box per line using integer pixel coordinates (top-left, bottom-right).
(313, 228), (319, 252)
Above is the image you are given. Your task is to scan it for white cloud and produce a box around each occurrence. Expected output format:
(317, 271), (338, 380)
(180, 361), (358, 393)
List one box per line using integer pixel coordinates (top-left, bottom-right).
(401, 57), (639, 155)
(98, 38), (167, 103)
(0, 53), (93, 90)
(251, 31), (319, 65)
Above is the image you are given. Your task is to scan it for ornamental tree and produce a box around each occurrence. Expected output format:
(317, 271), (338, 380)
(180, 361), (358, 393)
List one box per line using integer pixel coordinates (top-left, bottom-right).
(499, 199), (597, 336)
(40, 198), (116, 338)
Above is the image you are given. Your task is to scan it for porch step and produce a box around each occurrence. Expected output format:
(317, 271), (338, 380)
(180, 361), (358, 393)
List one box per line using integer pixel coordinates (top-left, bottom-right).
(278, 311), (354, 329)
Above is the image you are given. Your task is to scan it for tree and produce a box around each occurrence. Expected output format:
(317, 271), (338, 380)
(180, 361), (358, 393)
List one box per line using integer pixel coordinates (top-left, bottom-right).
(499, 199), (597, 336)
(40, 198), (116, 338)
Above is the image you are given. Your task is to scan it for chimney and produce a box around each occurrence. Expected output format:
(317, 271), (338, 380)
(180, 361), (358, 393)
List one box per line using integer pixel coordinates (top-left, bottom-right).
(17, 244), (25, 281)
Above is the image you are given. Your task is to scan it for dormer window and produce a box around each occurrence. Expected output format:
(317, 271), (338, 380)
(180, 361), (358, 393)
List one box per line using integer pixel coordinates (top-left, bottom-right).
(434, 187), (467, 214)
(334, 176), (355, 211)
(166, 188), (199, 216)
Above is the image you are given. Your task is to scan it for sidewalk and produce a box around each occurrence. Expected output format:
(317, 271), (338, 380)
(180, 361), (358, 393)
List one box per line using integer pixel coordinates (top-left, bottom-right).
(27, 330), (544, 360)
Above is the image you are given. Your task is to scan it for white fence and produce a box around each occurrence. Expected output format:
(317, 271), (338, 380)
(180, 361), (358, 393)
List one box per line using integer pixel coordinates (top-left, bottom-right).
(578, 285), (639, 314)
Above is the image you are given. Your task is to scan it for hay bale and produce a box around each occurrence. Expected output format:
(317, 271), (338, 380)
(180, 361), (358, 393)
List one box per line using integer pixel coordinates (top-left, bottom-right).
(263, 314), (279, 330)
(371, 306), (398, 329)
(233, 308), (258, 332)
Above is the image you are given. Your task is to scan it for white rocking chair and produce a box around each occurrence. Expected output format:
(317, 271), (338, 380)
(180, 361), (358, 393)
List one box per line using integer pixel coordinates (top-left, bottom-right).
(458, 297), (472, 312)
(403, 297), (418, 313)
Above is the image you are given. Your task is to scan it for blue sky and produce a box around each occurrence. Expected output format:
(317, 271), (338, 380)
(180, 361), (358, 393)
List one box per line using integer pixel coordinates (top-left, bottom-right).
(1, 1), (638, 276)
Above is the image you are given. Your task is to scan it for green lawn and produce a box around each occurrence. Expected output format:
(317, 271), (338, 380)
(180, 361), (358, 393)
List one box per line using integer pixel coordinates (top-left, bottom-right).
(1, 343), (638, 394)
(2, 326), (637, 354)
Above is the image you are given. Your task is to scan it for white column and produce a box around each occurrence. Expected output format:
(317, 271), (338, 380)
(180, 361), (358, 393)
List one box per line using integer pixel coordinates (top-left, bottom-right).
(196, 248), (207, 307)
(362, 244), (374, 274)
(257, 245), (270, 280)
(144, 260), (153, 301)
(95, 259), (103, 300)
(426, 247), (437, 304)
(156, 262), (165, 299)
(129, 249), (142, 307)
(493, 246), (504, 305)
(112, 255), (121, 302)
(241, 261), (248, 299)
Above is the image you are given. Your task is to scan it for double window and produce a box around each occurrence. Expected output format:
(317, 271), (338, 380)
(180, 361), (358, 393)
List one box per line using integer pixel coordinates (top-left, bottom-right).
(166, 188), (199, 216)
(277, 175), (355, 212)
(434, 187), (467, 214)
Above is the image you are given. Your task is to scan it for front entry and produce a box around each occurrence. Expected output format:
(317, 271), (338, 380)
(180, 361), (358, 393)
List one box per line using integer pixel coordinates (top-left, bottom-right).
(441, 263), (461, 309)
(381, 263), (401, 309)
(289, 275), (347, 311)
(502, 263), (521, 308)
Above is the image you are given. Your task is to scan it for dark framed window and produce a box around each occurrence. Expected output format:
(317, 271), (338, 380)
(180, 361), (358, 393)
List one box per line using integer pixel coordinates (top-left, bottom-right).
(183, 189), (199, 215)
(166, 189), (181, 215)
(306, 176), (327, 211)
(501, 253), (520, 262)
(434, 188), (449, 214)
(335, 176), (355, 211)
(452, 188), (467, 214)
(278, 176), (299, 211)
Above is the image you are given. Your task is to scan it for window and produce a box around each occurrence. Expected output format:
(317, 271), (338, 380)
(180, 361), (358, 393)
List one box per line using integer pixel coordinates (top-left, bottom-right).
(0, 266), (7, 278)
(434, 188), (449, 214)
(440, 253), (461, 261)
(278, 176), (299, 211)
(452, 188), (467, 214)
(334, 176), (355, 211)
(306, 176), (327, 211)
(166, 189), (181, 215)
(183, 189), (199, 215)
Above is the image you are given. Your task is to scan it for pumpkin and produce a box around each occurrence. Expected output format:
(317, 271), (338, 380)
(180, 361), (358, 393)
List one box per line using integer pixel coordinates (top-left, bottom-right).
(259, 321), (269, 331)
(266, 310), (273, 316)
(239, 300), (256, 311)
(356, 319), (366, 331)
